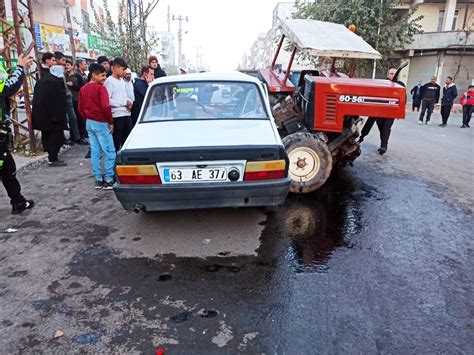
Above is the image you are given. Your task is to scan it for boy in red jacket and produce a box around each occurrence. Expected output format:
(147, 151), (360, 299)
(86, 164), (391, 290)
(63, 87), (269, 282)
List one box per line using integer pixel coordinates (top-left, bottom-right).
(460, 85), (474, 128)
(78, 63), (116, 189)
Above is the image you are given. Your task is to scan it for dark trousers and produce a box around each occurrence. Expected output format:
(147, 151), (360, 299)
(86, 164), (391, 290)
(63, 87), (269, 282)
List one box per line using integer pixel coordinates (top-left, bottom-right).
(462, 105), (472, 126)
(441, 105), (453, 124)
(376, 118), (395, 149)
(113, 116), (131, 152)
(360, 117), (395, 149)
(73, 100), (87, 139)
(41, 130), (64, 162)
(1, 152), (25, 205)
(419, 99), (435, 122)
(360, 117), (376, 139)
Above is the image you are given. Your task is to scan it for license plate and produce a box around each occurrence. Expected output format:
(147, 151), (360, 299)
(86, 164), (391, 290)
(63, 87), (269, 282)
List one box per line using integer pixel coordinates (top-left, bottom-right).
(163, 167), (227, 182)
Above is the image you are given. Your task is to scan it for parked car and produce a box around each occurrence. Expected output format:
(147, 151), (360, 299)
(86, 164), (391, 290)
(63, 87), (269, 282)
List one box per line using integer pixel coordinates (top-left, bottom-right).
(113, 72), (291, 212)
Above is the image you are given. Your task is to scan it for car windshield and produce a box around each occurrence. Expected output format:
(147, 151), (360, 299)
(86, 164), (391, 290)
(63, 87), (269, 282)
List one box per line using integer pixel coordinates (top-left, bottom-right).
(141, 81), (269, 122)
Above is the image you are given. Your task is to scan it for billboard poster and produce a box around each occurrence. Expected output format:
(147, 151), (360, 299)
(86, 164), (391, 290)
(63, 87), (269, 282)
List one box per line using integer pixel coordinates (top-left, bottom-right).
(32, 23), (108, 59)
(38, 23), (70, 53)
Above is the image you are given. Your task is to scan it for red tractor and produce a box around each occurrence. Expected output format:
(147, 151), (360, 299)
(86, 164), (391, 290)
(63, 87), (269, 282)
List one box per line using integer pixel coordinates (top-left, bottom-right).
(257, 19), (407, 193)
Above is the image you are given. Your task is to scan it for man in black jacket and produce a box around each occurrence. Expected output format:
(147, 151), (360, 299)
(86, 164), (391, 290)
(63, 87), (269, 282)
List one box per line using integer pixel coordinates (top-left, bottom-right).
(131, 65), (153, 126)
(32, 65), (68, 166)
(418, 76), (440, 125)
(439, 76), (458, 127)
(149, 56), (166, 79)
(1, 53), (35, 214)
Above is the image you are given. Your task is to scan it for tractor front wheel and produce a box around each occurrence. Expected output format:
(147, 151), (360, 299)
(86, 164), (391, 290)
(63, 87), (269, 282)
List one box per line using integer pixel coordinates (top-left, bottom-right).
(283, 133), (333, 193)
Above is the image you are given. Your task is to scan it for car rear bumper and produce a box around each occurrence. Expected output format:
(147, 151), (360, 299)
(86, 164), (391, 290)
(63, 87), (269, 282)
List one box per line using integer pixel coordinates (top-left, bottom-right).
(113, 179), (291, 211)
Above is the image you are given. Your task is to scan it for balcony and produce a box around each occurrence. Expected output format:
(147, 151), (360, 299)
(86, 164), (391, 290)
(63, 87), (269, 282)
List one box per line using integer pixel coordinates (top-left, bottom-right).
(403, 30), (473, 51)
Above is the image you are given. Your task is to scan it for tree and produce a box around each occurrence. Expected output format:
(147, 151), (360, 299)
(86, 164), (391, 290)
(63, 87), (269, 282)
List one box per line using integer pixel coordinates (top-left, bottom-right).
(294, 0), (423, 77)
(86, 0), (160, 72)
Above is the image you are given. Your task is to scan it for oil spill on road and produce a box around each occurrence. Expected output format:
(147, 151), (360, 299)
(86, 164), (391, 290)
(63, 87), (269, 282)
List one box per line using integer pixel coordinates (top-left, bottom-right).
(63, 169), (376, 351)
(260, 169), (374, 273)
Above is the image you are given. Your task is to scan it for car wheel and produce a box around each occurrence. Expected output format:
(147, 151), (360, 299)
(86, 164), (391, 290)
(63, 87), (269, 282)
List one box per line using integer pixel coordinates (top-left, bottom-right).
(283, 132), (332, 193)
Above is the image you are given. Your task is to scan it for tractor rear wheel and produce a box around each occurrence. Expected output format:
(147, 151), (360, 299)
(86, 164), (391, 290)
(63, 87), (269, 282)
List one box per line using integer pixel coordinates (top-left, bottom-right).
(282, 132), (333, 193)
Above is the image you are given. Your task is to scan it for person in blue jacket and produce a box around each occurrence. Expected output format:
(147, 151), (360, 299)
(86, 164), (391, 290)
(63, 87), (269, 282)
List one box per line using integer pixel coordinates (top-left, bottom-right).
(131, 65), (154, 126)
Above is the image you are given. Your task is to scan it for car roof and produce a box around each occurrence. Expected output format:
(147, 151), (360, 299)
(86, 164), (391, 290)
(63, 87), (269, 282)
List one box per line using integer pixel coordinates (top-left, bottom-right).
(150, 71), (263, 86)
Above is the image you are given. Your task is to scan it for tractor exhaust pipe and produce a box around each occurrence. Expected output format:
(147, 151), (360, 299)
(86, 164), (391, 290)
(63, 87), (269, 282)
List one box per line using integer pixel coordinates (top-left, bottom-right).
(133, 203), (145, 214)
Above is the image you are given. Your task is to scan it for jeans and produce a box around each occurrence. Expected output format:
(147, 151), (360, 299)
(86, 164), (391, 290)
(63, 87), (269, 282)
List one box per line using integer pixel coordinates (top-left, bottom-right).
(441, 105), (452, 124)
(66, 96), (81, 141)
(419, 99), (435, 122)
(112, 116), (132, 152)
(86, 120), (116, 183)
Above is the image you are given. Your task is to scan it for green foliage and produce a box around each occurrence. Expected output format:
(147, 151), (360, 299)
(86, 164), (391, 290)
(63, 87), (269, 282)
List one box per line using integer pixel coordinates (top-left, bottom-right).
(294, 0), (423, 76)
(86, 0), (160, 72)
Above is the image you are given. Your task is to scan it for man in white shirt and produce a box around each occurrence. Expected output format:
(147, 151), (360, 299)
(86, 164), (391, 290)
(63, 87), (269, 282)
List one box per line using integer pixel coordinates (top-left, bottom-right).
(104, 58), (133, 151)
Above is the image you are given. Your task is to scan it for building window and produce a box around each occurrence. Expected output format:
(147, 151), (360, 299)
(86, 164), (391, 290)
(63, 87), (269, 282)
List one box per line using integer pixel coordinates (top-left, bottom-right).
(437, 9), (460, 31)
(81, 10), (90, 33)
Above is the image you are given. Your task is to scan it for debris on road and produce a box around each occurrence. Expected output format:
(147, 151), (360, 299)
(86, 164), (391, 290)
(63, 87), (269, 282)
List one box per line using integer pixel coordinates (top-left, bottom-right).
(1, 228), (18, 233)
(53, 330), (64, 339)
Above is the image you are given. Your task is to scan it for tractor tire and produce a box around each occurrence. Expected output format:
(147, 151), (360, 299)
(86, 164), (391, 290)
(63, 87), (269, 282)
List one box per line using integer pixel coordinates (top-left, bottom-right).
(282, 132), (333, 194)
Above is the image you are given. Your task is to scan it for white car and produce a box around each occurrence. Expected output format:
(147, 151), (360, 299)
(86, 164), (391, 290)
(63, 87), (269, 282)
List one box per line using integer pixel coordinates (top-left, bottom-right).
(113, 72), (291, 212)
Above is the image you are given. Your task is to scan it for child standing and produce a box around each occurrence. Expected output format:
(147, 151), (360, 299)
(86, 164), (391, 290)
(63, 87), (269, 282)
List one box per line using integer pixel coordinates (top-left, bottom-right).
(78, 63), (116, 189)
(460, 85), (474, 128)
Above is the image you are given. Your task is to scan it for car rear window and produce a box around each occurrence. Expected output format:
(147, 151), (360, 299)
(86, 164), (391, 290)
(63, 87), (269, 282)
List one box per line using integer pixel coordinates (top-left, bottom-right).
(141, 81), (269, 122)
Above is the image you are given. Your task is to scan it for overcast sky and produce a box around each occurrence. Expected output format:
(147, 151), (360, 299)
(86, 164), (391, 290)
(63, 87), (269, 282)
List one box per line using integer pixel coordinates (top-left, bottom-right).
(150, 0), (285, 71)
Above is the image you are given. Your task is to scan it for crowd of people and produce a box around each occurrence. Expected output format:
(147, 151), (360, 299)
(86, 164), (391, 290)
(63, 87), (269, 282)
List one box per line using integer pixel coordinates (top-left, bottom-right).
(410, 76), (473, 128)
(31, 53), (166, 190)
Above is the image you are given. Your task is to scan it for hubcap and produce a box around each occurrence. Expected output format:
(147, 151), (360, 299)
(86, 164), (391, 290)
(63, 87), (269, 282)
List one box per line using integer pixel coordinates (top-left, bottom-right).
(288, 147), (321, 182)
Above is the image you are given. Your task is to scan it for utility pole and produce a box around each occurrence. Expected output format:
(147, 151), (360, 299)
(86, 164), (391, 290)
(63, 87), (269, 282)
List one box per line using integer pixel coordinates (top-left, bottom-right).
(63, 0), (76, 62)
(172, 14), (188, 68)
(167, 5), (171, 32)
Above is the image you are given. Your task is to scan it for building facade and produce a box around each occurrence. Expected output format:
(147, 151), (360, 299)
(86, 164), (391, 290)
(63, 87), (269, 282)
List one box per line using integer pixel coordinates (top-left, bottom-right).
(396, 0), (473, 92)
(1, 0), (121, 61)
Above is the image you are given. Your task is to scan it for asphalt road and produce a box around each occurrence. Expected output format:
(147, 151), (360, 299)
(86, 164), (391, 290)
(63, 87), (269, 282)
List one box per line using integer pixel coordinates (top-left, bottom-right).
(0, 111), (473, 354)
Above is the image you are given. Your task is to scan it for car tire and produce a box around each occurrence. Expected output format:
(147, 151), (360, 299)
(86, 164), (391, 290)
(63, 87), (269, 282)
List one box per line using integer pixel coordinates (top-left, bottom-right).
(282, 132), (332, 194)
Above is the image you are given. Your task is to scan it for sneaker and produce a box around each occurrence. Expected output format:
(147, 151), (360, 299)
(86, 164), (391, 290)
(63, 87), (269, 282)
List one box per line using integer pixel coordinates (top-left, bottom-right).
(48, 160), (67, 167)
(12, 200), (35, 215)
(467, 124), (470, 128)
(378, 147), (387, 155)
(75, 139), (89, 145)
(64, 139), (74, 146)
(102, 181), (114, 190)
(439, 123), (447, 127)
(425, 121), (431, 125)
(95, 180), (104, 189)
(418, 120), (423, 125)
(85, 150), (91, 159)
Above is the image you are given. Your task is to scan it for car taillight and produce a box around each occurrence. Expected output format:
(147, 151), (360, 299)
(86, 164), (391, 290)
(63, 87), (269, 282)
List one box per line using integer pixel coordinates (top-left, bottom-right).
(244, 160), (286, 181)
(116, 165), (161, 184)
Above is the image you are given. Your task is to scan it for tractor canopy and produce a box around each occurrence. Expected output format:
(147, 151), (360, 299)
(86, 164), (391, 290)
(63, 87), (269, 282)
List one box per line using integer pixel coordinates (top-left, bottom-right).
(279, 19), (382, 60)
